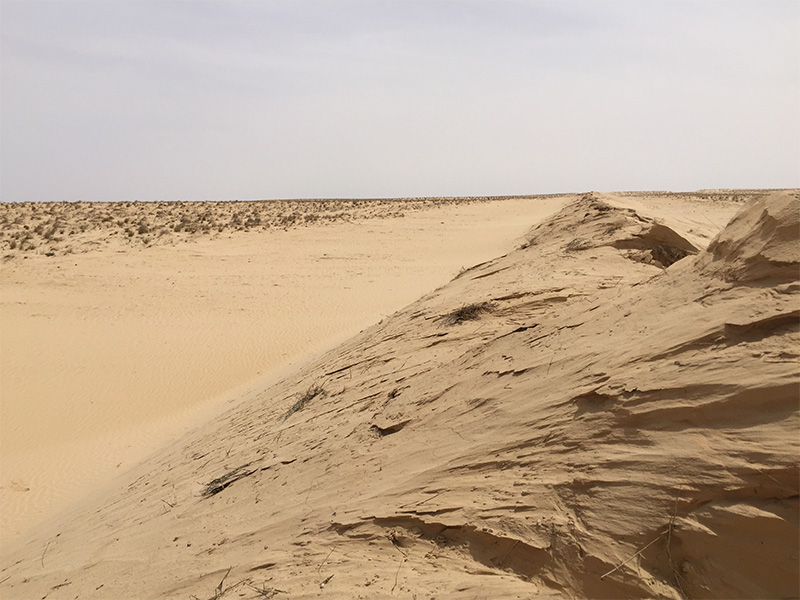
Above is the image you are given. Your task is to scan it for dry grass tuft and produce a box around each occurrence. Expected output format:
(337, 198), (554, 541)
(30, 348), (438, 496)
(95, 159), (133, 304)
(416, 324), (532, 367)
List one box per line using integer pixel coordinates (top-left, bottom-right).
(440, 302), (495, 326)
(283, 383), (325, 420)
(201, 464), (257, 499)
(565, 238), (593, 252)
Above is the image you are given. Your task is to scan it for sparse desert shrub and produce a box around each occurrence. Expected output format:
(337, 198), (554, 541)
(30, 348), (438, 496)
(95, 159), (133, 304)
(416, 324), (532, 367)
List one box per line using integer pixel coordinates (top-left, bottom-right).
(440, 302), (495, 326)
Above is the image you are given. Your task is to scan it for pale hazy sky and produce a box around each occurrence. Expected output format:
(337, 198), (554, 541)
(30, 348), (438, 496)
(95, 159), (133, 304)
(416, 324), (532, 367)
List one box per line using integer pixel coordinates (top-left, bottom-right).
(1, 0), (798, 202)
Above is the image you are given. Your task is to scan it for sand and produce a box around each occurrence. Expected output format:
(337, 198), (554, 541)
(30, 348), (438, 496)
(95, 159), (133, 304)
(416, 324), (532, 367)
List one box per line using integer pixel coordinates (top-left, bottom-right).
(0, 196), (568, 541)
(0, 190), (797, 599)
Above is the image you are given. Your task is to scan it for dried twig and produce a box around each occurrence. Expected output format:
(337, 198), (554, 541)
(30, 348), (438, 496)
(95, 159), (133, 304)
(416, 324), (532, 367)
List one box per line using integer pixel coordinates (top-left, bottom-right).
(751, 465), (799, 493)
(317, 547), (335, 573)
(667, 491), (686, 599)
(600, 531), (667, 580)
(249, 583), (284, 599)
(391, 557), (406, 594)
(51, 580), (71, 590)
(214, 567), (232, 599)
(400, 491), (441, 509)
(304, 477), (318, 505)
(500, 539), (520, 566)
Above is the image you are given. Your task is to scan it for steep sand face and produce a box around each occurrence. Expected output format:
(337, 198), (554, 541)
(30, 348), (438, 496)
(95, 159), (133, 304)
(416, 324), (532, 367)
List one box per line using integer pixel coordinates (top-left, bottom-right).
(697, 192), (800, 282)
(1, 191), (796, 599)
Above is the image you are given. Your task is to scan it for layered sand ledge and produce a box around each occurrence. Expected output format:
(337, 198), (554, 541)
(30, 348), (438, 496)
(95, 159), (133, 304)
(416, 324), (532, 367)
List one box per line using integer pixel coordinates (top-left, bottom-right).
(1, 191), (798, 599)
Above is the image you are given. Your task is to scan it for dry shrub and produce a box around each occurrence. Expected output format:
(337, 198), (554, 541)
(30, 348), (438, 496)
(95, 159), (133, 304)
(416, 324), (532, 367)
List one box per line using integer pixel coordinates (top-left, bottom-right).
(440, 302), (495, 326)
(283, 383), (325, 420)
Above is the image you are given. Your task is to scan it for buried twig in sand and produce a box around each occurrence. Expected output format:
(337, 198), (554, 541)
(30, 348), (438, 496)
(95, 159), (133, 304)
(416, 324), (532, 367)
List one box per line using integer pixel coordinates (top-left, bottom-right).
(41, 540), (50, 568)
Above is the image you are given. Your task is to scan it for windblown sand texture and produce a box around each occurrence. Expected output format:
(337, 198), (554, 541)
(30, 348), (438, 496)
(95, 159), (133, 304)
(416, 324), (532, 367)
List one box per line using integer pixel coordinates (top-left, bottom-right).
(0, 195), (570, 539)
(1, 190), (798, 599)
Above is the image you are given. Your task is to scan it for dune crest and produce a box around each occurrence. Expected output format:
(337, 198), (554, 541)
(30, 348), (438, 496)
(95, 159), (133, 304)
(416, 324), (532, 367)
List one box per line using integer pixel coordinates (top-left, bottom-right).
(1, 193), (797, 599)
(524, 192), (699, 268)
(698, 191), (800, 282)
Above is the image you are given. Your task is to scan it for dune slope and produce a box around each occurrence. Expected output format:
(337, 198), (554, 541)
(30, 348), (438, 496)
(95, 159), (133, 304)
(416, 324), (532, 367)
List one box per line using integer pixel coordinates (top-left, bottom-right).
(0, 195), (570, 540)
(1, 192), (798, 599)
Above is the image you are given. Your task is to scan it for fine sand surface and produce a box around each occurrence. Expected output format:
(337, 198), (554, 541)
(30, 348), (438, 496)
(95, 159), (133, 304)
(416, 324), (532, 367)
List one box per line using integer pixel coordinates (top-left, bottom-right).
(0, 196), (569, 541)
(1, 190), (797, 599)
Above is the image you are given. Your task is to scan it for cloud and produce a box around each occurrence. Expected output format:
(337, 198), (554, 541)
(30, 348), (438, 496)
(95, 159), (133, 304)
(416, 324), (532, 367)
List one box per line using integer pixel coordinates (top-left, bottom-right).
(1, 0), (797, 201)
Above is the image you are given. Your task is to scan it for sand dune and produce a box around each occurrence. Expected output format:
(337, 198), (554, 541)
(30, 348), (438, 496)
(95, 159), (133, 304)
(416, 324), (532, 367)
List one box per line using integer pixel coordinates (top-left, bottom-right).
(0, 196), (569, 541)
(1, 190), (797, 599)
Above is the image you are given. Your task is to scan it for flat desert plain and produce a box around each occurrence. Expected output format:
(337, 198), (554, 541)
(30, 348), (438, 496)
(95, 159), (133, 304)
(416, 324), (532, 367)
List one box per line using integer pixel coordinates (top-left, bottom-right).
(0, 191), (797, 599)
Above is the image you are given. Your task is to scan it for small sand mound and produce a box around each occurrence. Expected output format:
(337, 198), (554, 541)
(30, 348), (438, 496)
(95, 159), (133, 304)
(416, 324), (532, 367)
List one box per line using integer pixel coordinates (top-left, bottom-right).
(526, 193), (698, 268)
(698, 191), (800, 282)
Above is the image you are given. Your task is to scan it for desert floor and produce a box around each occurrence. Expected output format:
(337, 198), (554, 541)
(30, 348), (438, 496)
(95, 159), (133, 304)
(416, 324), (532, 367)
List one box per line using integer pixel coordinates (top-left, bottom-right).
(0, 190), (797, 600)
(1, 195), (568, 541)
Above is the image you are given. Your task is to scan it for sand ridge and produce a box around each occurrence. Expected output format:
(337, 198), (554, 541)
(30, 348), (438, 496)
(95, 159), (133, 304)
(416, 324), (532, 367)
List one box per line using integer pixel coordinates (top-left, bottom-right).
(1, 190), (796, 598)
